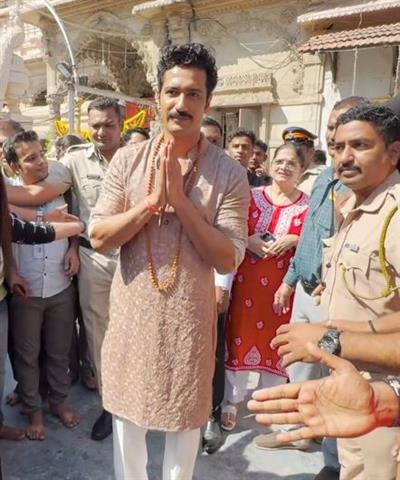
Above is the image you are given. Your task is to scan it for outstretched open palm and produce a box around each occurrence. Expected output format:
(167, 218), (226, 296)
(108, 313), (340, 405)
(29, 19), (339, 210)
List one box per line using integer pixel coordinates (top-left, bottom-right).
(248, 343), (393, 442)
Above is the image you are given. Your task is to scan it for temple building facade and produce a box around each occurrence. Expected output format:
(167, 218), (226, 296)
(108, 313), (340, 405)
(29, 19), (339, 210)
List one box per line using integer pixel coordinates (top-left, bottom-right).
(0, 0), (399, 150)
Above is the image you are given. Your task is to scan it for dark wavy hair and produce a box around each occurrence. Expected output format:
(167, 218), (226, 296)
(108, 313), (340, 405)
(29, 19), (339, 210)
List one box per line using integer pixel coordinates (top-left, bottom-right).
(254, 139), (268, 153)
(55, 134), (85, 160)
(201, 116), (222, 136)
(228, 129), (256, 146)
(157, 43), (218, 98)
(336, 103), (400, 146)
(3, 130), (39, 166)
(87, 96), (123, 120)
(123, 127), (150, 143)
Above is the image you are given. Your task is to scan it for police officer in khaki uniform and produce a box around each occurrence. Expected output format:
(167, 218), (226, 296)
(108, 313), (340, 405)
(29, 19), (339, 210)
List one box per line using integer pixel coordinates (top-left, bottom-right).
(60, 97), (124, 440)
(316, 103), (400, 480)
(268, 104), (400, 479)
(282, 126), (325, 195)
(277, 104), (400, 479)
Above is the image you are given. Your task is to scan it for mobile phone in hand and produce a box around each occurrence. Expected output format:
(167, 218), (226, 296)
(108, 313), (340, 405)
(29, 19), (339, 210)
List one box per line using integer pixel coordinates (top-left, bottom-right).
(247, 232), (276, 261)
(261, 232), (276, 243)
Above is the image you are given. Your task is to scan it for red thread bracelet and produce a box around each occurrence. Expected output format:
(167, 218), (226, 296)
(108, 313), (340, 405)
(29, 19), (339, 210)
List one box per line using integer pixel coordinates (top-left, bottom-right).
(145, 197), (160, 215)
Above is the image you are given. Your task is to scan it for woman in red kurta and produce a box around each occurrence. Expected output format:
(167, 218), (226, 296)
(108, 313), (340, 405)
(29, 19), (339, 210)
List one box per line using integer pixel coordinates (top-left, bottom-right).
(222, 143), (309, 430)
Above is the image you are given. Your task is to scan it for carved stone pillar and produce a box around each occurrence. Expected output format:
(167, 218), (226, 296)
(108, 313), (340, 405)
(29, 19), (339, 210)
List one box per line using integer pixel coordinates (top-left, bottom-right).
(46, 92), (64, 141)
(132, 0), (193, 87)
(134, 39), (159, 92)
(39, 19), (65, 98)
(166, 8), (191, 45)
(39, 18), (66, 141)
(0, 10), (32, 127)
(74, 96), (85, 135)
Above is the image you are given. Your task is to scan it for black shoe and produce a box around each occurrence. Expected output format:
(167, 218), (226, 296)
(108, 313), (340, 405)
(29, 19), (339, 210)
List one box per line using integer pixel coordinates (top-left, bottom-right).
(202, 417), (223, 454)
(314, 466), (340, 480)
(91, 409), (112, 441)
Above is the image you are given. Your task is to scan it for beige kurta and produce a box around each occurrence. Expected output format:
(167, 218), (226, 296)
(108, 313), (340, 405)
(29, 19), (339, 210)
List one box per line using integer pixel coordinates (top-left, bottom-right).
(90, 136), (250, 431)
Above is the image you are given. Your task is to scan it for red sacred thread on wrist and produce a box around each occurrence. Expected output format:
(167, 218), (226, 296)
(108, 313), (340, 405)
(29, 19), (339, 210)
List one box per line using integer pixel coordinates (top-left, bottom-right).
(145, 197), (160, 215)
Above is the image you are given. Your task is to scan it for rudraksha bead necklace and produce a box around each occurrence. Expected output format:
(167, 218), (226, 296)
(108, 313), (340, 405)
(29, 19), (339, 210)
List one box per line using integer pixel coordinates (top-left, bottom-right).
(145, 136), (201, 293)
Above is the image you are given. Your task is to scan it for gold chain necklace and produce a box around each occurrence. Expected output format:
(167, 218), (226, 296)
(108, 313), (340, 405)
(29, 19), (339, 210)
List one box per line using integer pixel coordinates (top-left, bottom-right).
(145, 136), (201, 293)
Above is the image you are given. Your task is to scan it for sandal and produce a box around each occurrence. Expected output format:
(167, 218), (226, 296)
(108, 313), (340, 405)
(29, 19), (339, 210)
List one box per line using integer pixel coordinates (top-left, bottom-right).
(221, 403), (238, 431)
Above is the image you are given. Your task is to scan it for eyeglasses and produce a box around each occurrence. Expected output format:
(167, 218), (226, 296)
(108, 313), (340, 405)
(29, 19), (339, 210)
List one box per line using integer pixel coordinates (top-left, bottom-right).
(272, 159), (300, 170)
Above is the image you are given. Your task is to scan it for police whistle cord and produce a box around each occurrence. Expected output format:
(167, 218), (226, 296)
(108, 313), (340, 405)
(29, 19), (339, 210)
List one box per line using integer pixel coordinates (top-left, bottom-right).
(341, 205), (400, 301)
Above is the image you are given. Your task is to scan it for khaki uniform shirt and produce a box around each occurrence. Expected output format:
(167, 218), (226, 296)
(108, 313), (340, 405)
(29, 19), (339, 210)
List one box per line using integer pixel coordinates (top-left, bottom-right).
(60, 144), (109, 242)
(321, 170), (400, 375)
(298, 164), (326, 196)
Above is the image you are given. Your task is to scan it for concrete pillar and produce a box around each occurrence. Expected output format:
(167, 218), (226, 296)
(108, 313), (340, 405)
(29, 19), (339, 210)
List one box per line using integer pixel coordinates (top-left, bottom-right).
(259, 104), (271, 142)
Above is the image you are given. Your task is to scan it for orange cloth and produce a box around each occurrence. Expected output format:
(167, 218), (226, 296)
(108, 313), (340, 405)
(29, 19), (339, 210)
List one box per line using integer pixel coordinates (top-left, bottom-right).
(225, 187), (309, 377)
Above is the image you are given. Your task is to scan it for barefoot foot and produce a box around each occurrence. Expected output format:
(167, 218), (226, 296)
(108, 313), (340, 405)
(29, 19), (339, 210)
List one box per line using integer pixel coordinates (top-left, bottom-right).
(0, 424), (25, 441)
(26, 411), (45, 441)
(51, 402), (80, 429)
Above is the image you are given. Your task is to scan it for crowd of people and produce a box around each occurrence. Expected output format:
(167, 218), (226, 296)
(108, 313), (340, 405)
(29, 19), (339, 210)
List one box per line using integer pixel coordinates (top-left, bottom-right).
(0, 41), (400, 480)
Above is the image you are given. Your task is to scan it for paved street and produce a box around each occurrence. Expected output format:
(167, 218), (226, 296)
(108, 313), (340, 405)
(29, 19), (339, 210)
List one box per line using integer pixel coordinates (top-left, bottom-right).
(1, 364), (323, 480)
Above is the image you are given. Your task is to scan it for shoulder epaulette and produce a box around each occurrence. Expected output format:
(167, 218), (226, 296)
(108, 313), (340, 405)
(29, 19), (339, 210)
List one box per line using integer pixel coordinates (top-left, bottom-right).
(65, 143), (92, 154)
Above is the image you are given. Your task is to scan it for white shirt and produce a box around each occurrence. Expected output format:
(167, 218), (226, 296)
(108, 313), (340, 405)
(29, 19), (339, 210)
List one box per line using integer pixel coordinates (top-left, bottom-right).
(10, 166), (71, 298)
(214, 270), (234, 291)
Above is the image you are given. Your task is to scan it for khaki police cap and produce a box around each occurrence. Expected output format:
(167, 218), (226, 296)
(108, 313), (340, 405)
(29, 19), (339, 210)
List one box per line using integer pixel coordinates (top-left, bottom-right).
(282, 127), (317, 145)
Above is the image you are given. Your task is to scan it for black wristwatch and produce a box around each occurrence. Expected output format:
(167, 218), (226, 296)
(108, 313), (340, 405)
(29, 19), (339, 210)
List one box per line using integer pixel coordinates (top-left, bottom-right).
(318, 329), (341, 355)
(36, 208), (44, 225)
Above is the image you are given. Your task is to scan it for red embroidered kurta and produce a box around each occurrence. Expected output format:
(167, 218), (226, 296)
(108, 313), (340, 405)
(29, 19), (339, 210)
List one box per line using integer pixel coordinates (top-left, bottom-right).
(225, 187), (309, 377)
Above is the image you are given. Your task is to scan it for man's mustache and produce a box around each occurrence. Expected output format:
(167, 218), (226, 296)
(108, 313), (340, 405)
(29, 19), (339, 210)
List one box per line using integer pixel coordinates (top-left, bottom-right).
(337, 164), (362, 174)
(169, 111), (192, 120)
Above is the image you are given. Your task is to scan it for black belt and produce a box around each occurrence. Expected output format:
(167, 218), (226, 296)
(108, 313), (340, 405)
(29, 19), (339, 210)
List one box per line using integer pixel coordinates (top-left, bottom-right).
(78, 237), (93, 250)
(300, 279), (317, 296)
